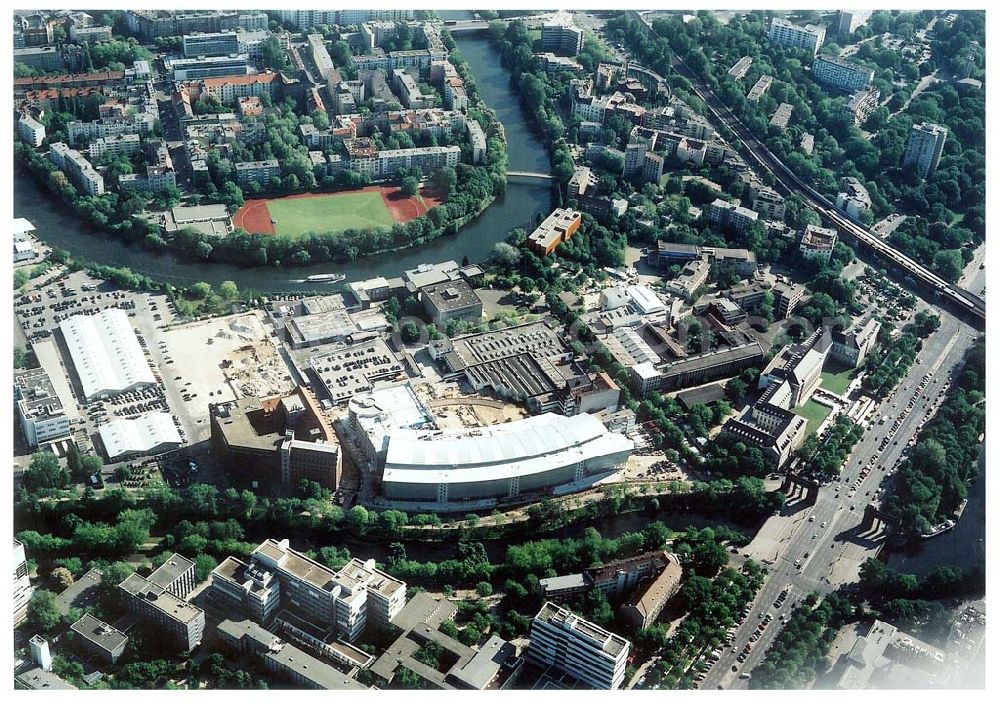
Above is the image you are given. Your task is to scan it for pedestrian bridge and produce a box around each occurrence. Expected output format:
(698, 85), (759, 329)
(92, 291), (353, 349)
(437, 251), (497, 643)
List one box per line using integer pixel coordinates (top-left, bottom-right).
(507, 170), (556, 180)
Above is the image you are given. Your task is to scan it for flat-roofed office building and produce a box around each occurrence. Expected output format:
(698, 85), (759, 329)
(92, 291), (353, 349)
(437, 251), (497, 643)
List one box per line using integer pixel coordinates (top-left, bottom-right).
(250, 539), (406, 641)
(528, 602), (631, 689)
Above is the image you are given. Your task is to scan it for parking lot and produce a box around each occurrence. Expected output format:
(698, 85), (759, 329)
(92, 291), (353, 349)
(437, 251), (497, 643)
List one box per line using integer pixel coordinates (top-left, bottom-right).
(14, 270), (194, 457)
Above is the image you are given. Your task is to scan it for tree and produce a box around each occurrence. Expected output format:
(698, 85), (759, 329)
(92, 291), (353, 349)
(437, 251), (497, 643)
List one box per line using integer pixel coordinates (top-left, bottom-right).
(190, 282), (212, 299)
(400, 176), (420, 197)
(14, 347), (27, 368)
(932, 249), (964, 282)
(24, 452), (70, 491)
(476, 581), (494, 597)
(80, 455), (103, 477)
(28, 590), (61, 633)
(51, 566), (75, 590)
(260, 36), (289, 71)
(347, 505), (370, 531)
(219, 280), (239, 299)
(400, 321), (420, 344)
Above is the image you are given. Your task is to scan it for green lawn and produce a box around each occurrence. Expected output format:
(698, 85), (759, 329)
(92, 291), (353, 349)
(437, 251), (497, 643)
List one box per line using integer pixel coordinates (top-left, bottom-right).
(266, 192), (395, 238)
(794, 399), (833, 437)
(820, 365), (858, 396)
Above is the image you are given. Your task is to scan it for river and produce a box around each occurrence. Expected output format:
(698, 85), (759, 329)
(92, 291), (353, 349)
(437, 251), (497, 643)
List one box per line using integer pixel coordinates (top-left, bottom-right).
(14, 30), (552, 292)
(886, 445), (986, 576)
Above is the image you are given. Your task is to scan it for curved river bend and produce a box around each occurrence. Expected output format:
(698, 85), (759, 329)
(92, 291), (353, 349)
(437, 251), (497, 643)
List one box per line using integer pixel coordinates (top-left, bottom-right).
(15, 30), (551, 293)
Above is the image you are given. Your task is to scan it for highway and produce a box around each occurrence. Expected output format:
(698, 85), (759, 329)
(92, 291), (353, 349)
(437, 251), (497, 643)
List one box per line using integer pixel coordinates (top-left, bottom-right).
(701, 312), (978, 689)
(667, 59), (985, 329)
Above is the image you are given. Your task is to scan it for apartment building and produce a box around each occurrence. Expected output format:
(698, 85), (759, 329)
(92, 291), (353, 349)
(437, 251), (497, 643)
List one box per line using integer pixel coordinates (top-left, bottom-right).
(235, 159), (280, 189)
(813, 54), (875, 92)
(752, 187), (786, 220)
(767, 17), (826, 55)
(249, 539), (406, 641)
(706, 198), (760, 236)
(836, 10), (873, 37)
(88, 133), (141, 160)
(14, 540), (34, 627)
(14, 46), (66, 71)
(48, 142), (105, 195)
(836, 177), (872, 220)
(846, 87), (881, 125)
(770, 102), (794, 128)
(728, 56), (752, 79)
(799, 224), (838, 262)
(747, 74), (773, 102)
(541, 21), (584, 57)
(467, 120), (487, 165)
(126, 10), (241, 41)
(272, 9), (413, 30)
(119, 554), (204, 652)
(17, 113), (46, 147)
(69, 24), (113, 44)
(528, 602), (631, 689)
(526, 208), (583, 256)
(167, 54), (251, 81)
(903, 122), (949, 179)
(375, 145), (460, 179)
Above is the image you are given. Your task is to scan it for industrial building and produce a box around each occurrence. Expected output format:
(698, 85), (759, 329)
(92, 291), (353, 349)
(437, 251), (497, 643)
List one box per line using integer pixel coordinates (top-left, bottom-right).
(427, 320), (614, 415)
(15, 368), (70, 448)
(308, 335), (406, 405)
(528, 603), (631, 690)
(381, 412), (632, 503)
(248, 539), (406, 641)
(98, 412), (182, 461)
(419, 279), (483, 325)
(284, 297), (358, 349)
(59, 308), (156, 401)
(209, 387), (341, 491)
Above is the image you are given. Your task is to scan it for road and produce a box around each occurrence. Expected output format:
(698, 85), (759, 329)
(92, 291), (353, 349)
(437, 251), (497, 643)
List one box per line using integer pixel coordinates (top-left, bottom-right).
(702, 312), (978, 689)
(668, 58), (985, 327)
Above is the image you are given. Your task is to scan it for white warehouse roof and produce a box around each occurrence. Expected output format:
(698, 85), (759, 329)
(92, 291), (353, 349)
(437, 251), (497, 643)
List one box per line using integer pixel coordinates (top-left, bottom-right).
(99, 412), (181, 460)
(60, 308), (156, 400)
(14, 218), (36, 236)
(626, 284), (666, 315)
(383, 412), (633, 485)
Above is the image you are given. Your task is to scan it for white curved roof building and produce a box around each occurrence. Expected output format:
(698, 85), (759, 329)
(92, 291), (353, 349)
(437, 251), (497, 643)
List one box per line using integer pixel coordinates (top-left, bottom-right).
(382, 412), (632, 502)
(60, 309), (155, 400)
(99, 412), (181, 460)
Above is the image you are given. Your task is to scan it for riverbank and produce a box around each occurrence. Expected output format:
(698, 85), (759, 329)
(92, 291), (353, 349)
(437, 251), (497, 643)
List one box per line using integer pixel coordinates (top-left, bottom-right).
(15, 33), (554, 292)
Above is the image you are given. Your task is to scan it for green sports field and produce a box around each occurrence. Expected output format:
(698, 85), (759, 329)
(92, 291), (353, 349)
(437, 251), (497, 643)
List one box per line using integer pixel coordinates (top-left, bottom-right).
(266, 192), (395, 238)
(794, 399), (833, 436)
